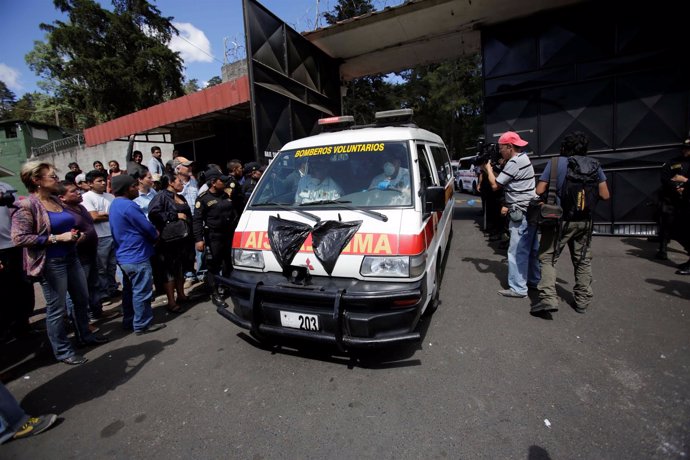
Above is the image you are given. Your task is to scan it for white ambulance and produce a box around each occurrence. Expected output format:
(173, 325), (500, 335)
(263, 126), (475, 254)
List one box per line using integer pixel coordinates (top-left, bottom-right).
(217, 110), (454, 348)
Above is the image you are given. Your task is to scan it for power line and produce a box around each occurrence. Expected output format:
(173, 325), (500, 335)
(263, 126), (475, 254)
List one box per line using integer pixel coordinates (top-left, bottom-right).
(176, 33), (223, 65)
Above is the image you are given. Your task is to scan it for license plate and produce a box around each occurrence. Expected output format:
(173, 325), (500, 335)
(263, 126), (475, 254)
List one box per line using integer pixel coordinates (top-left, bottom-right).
(280, 311), (319, 331)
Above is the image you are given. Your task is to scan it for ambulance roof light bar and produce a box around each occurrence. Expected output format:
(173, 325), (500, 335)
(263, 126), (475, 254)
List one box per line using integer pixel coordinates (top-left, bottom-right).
(317, 115), (355, 132)
(374, 109), (415, 127)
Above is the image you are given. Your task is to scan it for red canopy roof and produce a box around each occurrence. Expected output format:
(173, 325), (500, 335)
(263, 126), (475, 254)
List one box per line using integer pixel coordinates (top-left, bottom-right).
(84, 76), (250, 146)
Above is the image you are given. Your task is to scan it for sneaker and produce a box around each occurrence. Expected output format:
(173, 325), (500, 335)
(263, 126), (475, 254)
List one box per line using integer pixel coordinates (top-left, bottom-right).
(655, 250), (668, 261)
(497, 289), (526, 298)
(12, 414), (58, 440)
(61, 354), (88, 365)
(135, 323), (167, 335)
(88, 324), (100, 334)
(574, 306), (587, 314)
(675, 267), (690, 276)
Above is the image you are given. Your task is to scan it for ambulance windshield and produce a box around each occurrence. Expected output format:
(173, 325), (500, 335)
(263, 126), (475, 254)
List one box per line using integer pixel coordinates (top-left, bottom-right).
(250, 141), (413, 208)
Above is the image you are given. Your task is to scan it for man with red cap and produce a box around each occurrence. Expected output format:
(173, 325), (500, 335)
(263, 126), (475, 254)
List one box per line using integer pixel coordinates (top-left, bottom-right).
(481, 131), (540, 298)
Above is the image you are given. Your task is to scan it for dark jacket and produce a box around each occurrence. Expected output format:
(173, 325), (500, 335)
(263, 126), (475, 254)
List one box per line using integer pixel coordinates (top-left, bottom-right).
(192, 189), (237, 242)
(148, 189), (192, 233)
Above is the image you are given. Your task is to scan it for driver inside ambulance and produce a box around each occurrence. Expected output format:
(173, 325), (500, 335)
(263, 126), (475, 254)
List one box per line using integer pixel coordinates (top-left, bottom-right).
(294, 157), (344, 204)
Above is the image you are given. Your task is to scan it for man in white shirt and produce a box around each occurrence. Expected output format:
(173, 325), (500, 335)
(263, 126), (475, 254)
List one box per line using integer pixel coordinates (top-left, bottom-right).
(81, 170), (120, 305)
(147, 145), (164, 177)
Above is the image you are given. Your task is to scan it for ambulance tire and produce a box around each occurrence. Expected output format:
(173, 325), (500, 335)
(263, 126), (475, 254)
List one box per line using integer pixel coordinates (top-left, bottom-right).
(424, 252), (442, 317)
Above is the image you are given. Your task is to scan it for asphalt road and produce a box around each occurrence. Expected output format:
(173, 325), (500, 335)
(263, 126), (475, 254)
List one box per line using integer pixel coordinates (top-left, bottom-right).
(2, 192), (689, 459)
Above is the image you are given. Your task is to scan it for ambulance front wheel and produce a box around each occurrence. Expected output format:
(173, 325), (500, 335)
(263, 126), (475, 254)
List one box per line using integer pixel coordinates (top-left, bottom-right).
(424, 254), (442, 317)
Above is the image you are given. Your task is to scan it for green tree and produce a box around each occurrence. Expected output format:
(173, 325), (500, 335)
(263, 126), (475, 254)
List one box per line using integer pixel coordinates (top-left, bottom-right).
(206, 76), (223, 87)
(183, 78), (200, 94)
(26, 0), (184, 127)
(324, 0), (397, 124)
(398, 55), (483, 157)
(0, 81), (16, 120)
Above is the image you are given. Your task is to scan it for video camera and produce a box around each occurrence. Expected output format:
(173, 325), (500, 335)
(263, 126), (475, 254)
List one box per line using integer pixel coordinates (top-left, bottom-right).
(474, 138), (500, 166)
(0, 189), (17, 208)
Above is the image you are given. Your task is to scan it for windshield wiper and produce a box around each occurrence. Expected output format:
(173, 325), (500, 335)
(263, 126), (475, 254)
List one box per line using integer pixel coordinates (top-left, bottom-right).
(299, 200), (388, 222)
(252, 202), (321, 222)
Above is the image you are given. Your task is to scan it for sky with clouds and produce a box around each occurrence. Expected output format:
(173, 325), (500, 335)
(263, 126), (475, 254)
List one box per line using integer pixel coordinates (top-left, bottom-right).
(1, 0), (403, 97)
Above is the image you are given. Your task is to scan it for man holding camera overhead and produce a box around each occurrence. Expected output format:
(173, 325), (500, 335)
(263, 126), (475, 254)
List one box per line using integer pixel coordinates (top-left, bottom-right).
(481, 131), (541, 298)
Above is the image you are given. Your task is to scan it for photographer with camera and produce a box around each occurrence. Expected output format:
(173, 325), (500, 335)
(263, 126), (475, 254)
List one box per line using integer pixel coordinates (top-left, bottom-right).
(0, 182), (36, 341)
(657, 138), (690, 274)
(475, 141), (506, 243)
(481, 131), (540, 298)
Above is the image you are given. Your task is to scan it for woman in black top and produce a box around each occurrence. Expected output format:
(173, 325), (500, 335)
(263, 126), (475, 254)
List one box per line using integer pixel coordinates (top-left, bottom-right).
(148, 173), (193, 312)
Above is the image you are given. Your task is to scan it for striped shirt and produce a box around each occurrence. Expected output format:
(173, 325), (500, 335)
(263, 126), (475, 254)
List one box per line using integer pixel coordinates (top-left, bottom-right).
(496, 152), (537, 211)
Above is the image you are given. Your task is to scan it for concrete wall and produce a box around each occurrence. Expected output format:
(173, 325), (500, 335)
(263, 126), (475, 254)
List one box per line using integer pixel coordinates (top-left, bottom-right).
(35, 139), (174, 182)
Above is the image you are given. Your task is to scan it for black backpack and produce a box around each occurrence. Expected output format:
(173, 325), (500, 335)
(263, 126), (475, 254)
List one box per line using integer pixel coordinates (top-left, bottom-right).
(561, 156), (601, 221)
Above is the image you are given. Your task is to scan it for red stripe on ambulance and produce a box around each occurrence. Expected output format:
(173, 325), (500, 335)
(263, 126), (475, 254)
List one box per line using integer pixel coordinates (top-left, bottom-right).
(233, 231), (427, 255)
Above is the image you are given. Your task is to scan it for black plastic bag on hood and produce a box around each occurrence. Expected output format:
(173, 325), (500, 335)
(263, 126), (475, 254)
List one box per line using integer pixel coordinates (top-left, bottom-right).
(311, 220), (362, 275)
(267, 216), (313, 270)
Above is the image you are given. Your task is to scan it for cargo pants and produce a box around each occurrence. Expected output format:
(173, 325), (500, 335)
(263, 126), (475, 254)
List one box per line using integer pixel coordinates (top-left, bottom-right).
(537, 221), (593, 310)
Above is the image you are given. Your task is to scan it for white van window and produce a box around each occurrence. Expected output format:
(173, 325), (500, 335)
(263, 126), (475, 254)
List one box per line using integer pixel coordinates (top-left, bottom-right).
(252, 141), (413, 207)
(429, 145), (452, 186)
(417, 145), (436, 187)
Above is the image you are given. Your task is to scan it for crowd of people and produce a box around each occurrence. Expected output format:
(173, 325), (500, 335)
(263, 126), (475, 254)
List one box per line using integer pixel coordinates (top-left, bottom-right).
(0, 147), (267, 442)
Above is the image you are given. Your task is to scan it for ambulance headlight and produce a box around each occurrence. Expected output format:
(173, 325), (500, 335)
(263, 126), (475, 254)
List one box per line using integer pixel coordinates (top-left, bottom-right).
(232, 249), (264, 269)
(360, 254), (426, 278)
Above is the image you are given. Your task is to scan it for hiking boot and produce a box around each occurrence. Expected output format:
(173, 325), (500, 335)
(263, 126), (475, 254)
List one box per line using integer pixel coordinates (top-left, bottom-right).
(12, 414), (58, 440)
(531, 302), (558, 313)
(211, 294), (228, 308)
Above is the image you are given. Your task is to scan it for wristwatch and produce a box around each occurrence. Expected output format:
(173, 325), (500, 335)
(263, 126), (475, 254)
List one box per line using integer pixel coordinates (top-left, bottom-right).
(50, 234), (57, 244)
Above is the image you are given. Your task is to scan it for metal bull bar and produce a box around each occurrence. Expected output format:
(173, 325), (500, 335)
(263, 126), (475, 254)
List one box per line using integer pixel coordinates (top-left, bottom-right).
(215, 278), (421, 349)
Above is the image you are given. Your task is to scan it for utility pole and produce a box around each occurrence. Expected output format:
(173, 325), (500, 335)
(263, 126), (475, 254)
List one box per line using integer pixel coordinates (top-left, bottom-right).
(315, 0), (320, 28)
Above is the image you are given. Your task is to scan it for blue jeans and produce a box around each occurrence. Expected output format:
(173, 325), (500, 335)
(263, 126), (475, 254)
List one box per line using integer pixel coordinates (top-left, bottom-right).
(39, 252), (93, 360)
(96, 236), (119, 299)
(66, 255), (102, 319)
(0, 383), (28, 444)
(507, 216), (541, 295)
(185, 249), (205, 280)
(120, 261), (154, 332)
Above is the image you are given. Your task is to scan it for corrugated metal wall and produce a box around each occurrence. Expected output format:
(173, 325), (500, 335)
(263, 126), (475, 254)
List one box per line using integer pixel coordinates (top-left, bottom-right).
(482, 0), (690, 234)
(244, 0), (341, 162)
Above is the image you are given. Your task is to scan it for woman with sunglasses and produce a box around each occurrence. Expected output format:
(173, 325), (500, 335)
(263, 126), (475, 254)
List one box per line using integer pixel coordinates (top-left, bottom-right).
(11, 161), (108, 365)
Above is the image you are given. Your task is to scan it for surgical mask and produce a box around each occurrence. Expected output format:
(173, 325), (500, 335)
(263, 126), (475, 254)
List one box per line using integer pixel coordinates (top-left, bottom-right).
(383, 162), (395, 176)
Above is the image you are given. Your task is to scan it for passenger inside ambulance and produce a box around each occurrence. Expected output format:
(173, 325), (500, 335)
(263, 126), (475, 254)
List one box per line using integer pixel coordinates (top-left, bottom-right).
(368, 149), (410, 192)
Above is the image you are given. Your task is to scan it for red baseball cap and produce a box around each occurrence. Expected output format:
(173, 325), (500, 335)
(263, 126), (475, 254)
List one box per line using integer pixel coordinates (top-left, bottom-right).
(498, 131), (528, 147)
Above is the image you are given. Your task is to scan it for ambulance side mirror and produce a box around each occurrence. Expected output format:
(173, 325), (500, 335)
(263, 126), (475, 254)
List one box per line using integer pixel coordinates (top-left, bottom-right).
(424, 186), (446, 213)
